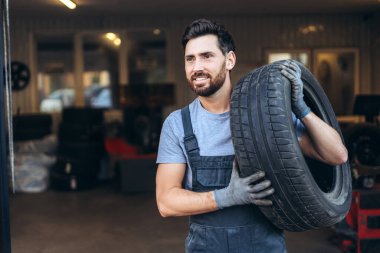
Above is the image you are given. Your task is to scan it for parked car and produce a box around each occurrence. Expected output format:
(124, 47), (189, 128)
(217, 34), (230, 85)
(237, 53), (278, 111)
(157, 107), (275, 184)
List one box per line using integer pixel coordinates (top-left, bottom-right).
(90, 87), (112, 108)
(40, 87), (111, 112)
(40, 89), (75, 113)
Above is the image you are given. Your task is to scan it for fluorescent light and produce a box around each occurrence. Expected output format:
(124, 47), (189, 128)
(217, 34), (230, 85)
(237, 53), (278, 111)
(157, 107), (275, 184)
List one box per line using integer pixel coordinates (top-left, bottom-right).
(59, 0), (77, 10)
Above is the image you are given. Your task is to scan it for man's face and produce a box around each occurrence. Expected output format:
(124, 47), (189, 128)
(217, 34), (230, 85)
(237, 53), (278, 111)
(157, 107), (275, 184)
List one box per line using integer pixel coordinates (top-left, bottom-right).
(184, 35), (228, 97)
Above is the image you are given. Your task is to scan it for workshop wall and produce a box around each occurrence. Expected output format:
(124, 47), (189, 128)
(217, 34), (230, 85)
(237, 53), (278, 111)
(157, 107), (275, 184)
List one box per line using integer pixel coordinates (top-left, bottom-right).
(10, 13), (379, 113)
(372, 13), (380, 94)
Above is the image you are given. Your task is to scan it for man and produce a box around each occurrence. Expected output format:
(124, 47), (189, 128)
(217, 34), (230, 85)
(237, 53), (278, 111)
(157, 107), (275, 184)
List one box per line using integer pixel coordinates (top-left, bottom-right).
(156, 19), (348, 253)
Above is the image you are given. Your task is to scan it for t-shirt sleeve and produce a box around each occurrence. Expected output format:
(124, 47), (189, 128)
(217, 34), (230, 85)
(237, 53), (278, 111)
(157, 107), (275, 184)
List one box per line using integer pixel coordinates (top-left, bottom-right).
(292, 113), (306, 141)
(156, 116), (187, 164)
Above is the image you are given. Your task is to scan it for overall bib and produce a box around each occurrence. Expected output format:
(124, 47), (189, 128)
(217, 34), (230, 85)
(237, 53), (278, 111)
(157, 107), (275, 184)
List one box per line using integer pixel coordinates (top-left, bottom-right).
(181, 106), (286, 253)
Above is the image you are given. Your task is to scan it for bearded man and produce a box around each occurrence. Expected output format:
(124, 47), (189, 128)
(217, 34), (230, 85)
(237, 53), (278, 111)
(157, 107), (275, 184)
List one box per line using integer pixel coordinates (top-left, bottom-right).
(155, 19), (347, 253)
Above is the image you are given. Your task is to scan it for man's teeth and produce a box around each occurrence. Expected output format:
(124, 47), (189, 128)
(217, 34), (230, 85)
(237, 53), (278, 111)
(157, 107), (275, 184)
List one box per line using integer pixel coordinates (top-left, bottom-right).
(196, 77), (208, 80)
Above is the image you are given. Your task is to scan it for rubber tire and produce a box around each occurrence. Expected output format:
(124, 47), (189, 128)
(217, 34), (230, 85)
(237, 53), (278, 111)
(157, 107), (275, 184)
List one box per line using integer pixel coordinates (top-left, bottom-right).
(230, 60), (352, 232)
(50, 170), (97, 191)
(52, 156), (101, 176)
(123, 105), (162, 152)
(13, 114), (52, 129)
(343, 123), (380, 167)
(62, 107), (104, 125)
(58, 122), (104, 142)
(13, 127), (52, 141)
(58, 141), (104, 160)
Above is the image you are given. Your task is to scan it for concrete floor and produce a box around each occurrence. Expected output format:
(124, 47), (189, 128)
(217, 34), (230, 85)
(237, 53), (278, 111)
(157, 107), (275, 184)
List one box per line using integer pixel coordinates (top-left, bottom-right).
(10, 185), (341, 253)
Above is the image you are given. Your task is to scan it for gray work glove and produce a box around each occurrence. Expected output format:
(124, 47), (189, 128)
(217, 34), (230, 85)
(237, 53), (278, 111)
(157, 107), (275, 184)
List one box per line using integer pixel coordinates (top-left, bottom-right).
(214, 160), (274, 209)
(280, 60), (311, 119)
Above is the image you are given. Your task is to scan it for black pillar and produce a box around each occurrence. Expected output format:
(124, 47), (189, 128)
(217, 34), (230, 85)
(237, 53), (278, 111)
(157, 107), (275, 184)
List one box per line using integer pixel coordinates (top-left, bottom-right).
(0, 0), (12, 252)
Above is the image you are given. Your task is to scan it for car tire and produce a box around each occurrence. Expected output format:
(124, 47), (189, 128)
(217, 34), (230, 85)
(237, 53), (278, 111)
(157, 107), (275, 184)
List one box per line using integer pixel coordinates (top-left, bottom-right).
(343, 123), (380, 167)
(13, 114), (52, 128)
(12, 114), (52, 141)
(52, 156), (101, 176)
(230, 60), (352, 231)
(58, 141), (104, 160)
(50, 170), (97, 191)
(58, 123), (104, 143)
(13, 128), (52, 141)
(62, 108), (104, 125)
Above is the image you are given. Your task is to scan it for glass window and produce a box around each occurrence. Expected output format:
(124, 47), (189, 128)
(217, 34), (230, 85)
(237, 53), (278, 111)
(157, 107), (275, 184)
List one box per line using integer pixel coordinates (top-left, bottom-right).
(127, 30), (167, 85)
(37, 34), (75, 113)
(82, 33), (119, 108)
(265, 49), (311, 68)
(313, 49), (358, 115)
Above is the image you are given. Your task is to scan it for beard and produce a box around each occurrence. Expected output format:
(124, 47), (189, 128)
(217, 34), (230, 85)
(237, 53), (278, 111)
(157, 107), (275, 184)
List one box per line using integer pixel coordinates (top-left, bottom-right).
(188, 63), (227, 97)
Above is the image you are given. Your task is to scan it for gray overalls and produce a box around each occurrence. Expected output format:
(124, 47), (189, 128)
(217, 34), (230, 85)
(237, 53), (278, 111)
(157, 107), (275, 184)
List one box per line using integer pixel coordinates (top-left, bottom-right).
(181, 106), (286, 253)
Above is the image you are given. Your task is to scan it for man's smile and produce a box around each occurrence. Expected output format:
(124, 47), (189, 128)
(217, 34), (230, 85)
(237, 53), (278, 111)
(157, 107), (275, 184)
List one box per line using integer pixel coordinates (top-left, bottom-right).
(191, 72), (211, 86)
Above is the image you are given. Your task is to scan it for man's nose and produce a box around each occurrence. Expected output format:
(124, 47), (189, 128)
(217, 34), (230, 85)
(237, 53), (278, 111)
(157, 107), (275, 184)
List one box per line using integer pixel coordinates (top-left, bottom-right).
(193, 58), (204, 72)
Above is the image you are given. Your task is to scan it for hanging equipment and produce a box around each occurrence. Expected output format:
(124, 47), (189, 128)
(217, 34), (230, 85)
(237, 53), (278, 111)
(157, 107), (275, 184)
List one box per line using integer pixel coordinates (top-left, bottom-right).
(10, 61), (30, 91)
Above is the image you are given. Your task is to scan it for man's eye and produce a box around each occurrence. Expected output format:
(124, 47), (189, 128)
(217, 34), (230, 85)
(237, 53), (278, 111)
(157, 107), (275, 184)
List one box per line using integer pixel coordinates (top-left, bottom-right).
(186, 58), (194, 63)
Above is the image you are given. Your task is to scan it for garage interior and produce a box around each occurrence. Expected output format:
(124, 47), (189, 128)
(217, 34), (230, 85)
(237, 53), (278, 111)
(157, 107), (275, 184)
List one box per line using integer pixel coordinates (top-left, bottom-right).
(2, 0), (380, 252)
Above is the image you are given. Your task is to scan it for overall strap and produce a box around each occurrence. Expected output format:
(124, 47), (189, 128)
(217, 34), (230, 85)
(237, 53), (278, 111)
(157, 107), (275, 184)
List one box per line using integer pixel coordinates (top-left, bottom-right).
(181, 106), (200, 157)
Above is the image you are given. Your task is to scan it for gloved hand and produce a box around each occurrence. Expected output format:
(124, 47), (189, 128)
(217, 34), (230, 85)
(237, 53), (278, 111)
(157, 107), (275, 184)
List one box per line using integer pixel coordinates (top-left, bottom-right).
(280, 60), (311, 119)
(214, 160), (274, 209)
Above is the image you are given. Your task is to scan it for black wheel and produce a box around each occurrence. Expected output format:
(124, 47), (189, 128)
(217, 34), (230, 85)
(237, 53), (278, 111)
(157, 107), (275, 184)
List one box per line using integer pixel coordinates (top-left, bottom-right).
(123, 105), (162, 152)
(52, 156), (101, 176)
(50, 170), (97, 191)
(343, 124), (380, 167)
(13, 128), (52, 141)
(230, 60), (352, 232)
(13, 114), (52, 129)
(58, 122), (104, 142)
(13, 114), (52, 141)
(62, 107), (104, 125)
(11, 61), (31, 91)
(58, 141), (104, 160)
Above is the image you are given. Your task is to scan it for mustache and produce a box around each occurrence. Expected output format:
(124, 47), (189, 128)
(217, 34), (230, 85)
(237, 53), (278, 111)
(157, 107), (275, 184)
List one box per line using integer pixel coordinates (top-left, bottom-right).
(191, 71), (211, 80)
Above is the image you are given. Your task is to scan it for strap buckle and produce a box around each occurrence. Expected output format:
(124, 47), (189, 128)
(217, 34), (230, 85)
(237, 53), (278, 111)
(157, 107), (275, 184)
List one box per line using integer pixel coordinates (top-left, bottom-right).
(184, 134), (200, 155)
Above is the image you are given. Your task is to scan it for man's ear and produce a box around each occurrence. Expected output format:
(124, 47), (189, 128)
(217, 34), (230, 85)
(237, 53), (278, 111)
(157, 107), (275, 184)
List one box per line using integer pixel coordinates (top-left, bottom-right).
(226, 51), (236, 71)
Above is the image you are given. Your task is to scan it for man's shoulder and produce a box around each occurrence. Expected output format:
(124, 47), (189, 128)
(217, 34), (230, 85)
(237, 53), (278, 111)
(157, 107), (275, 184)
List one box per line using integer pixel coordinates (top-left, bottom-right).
(164, 109), (180, 125)
(162, 107), (184, 137)
(164, 99), (199, 125)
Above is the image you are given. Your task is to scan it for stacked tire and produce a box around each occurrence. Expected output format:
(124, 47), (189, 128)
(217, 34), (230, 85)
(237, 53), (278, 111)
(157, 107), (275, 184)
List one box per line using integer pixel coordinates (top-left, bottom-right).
(13, 114), (52, 141)
(343, 123), (380, 189)
(50, 108), (105, 191)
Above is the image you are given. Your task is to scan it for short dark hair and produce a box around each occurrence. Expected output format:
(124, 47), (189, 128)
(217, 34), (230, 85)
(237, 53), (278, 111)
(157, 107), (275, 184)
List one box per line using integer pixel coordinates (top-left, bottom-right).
(181, 19), (235, 54)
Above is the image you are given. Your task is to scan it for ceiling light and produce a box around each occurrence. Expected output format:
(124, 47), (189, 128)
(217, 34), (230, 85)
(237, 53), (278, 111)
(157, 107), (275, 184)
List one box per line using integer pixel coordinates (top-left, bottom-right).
(104, 33), (121, 47)
(59, 0), (77, 10)
(113, 38), (121, 46)
(105, 33), (117, 40)
(299, 24), (324, 35)
(153, 29), (161, 36)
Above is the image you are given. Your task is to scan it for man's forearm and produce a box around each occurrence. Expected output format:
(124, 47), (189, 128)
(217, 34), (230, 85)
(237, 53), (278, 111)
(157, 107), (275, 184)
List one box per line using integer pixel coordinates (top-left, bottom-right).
(157, 187), (218, 217)
(301, 112), (348, 165)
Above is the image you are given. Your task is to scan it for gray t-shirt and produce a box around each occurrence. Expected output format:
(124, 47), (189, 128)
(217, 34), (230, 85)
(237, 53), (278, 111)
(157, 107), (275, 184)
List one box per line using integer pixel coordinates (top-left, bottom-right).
(157, 98), (305, 189)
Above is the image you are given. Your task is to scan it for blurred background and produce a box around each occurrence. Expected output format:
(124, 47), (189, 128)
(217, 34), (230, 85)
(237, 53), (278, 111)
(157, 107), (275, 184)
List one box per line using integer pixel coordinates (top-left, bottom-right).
(3, 0), (380, 253)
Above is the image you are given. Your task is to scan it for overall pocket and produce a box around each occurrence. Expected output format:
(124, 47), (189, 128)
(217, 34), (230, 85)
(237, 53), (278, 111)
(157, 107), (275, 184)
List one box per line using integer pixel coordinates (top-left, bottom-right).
(196, 167), (231, 188)
(185, 223), (206, 253)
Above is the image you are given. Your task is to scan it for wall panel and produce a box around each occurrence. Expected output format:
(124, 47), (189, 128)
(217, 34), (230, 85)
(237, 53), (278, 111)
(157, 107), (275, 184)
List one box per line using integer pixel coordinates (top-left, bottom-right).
(372, 13), (380, 94)
(10, 14), (378, 113)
